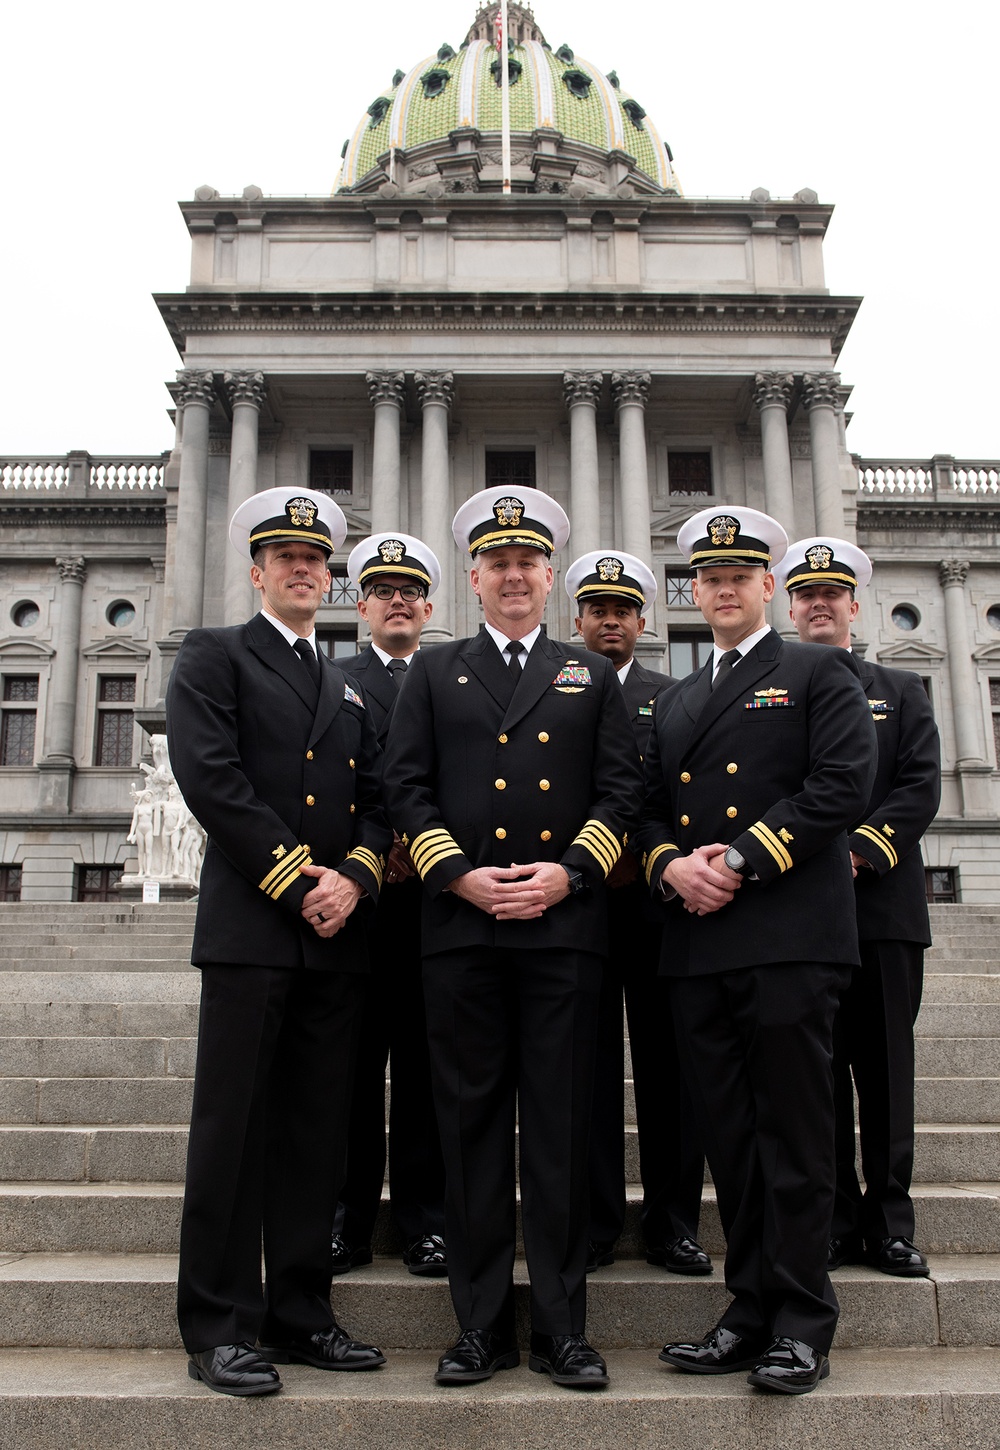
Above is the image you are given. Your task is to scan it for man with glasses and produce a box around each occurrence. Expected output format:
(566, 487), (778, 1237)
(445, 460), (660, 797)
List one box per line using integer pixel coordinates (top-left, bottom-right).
(330, 534), (448, 1279)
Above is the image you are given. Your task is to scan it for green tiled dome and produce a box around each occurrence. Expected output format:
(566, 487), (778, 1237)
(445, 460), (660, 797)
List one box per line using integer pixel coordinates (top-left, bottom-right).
(338, 4), (678, 195)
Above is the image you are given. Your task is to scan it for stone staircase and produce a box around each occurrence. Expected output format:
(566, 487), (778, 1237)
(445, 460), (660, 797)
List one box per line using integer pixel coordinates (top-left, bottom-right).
(1, 901), (999, 1446)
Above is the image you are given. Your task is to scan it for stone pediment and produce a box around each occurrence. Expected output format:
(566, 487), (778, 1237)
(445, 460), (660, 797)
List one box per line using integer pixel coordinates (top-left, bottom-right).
(0, 636), (55, 658)
(81, 638), (151, 661)
(875, 640), (946, 667)
(972, 642), (1000, 663)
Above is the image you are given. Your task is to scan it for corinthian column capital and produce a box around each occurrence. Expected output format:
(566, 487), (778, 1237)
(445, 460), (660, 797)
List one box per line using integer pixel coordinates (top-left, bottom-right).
(366, 370), (406, 410)
(753, 372), (795, 412)
(176, 369), (216, 409)
(611, 370), (651, 410)
(563, 370), (603, 409)
(939, 559), (970, 589)
(415, 370), (455, 410)
(223, 370), (266, 411)
(802, 372), (842, 411)
(55, 556), (86, 585)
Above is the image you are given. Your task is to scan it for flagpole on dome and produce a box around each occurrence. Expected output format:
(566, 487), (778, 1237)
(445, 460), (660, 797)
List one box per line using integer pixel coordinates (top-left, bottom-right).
(499, 0), (511, 194)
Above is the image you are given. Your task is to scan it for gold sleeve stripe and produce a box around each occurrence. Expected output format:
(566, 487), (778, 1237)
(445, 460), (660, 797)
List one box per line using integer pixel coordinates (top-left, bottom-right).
(748, 822), (793, 873)
(270, 855), (313, 900)
(259, 844), (309, 894)
(572, 819), (622, 877)
(644, 842), (675, 887)
(855, 824), (898, 870)
(410, 828), (461, 873)
(416, 842), (467, 877)
(346, 847), (384, 889)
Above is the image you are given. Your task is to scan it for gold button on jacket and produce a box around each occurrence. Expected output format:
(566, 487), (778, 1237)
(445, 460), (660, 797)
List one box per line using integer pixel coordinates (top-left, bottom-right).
(305, 795), (315, 806)
(726, 806), (738, 819)
(539, 779), (550, 791)
(495, 827), (507, 840)
(680, 814), (690, 826)
(495, 778), (506, 790)
(680, 771), (691, 783)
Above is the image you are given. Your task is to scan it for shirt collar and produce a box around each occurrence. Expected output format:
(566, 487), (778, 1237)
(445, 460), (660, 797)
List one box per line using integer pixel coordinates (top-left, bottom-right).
(259, 608), (317, 655)
(483, 622), (543, 658)
(371, 643), (417, 668)
(616, 658), (634, 684)
(713, 623), (770, 668)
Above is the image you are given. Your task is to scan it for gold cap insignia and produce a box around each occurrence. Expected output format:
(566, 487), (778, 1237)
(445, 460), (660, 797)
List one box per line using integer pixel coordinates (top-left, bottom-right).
(597, 556), (624, 582)
(708, 514), (739, 547)
(286, 497), (317, 528)
(806, 543), (833, 571)
(378, 538), (405, 564)
(494, 496), (524, 528)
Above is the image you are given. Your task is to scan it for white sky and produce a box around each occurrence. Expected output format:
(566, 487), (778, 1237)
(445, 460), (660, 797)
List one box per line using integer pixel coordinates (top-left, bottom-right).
(3, 0), (996, 461)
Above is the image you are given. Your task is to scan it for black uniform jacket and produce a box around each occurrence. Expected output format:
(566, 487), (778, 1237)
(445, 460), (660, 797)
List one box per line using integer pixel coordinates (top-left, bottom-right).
(849, 659), (941, 946)
(166, 613), (390, 971)
(382, 627), (644, 957)
(341, 645), (397, 745)
(636, 629), (877, 976)
(622, 659), (676, 759)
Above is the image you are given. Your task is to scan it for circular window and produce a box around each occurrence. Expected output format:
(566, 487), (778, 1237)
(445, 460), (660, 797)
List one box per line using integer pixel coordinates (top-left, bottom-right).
(891, 605), (920, 632)
(988, 605), (1000, 632)
(12, 601), (40, 628)
(107, 600), (136, 628)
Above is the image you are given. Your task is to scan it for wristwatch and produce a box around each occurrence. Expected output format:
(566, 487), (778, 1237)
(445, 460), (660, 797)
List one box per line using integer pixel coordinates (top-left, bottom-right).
(723, 846), (751, 878)
(563, 867), (588, 897)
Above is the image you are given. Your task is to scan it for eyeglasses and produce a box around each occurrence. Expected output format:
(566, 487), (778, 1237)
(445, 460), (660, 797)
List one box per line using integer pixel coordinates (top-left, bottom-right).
(365, 582), (427, 602)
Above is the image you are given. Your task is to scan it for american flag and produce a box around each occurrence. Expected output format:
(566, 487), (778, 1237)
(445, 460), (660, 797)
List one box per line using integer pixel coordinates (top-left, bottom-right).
(494, 6), (503, 51)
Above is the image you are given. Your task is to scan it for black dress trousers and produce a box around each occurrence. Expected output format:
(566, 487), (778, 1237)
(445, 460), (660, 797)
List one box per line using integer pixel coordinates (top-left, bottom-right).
(832, 937), (925, 1243)
(177, 962), (364, 1352)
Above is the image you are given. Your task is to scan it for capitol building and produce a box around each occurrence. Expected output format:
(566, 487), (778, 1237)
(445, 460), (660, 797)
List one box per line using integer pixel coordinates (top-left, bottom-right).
(1, 1), (998, 904)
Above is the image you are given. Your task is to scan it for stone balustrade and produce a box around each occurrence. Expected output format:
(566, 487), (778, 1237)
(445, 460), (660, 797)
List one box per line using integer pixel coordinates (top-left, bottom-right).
(1, 453), (168, 492)
(857, 457), (1000, 498)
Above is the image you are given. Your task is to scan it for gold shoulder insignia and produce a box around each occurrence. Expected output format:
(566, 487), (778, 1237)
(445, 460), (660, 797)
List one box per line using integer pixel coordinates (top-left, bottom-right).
(778, 828), (794, 844)
(272, 844), (287, 859)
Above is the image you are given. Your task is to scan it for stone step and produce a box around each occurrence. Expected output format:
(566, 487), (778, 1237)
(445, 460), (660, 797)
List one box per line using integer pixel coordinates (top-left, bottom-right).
(0, 1126), (188, 1183)
(915, 1079), (1000, 1123)
(0, 1038), (196, 1079)
(916, 1004), (1000, 1037)
(0, 1252), (997, 1353)
(918, 1038), (1000, 1077)
(2, 1182), (998, 1257)
(0, 1345), (997, 1450)
(0, 1077), (193, 1125)
(3, 957), (195, 973)
(0, 1002), (200, 1039)
(0, 941), (194, 961)
(0, 906), (197, 921)
(0, 973), (199, 1004)
(922, 975), (1000, 1003)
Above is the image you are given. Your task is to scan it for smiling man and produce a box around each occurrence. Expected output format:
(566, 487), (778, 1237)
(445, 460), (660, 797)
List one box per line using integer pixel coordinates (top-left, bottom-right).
(563, 550), (709, 1280)
(330, 533), (447, 1281)
(774, 538), (941, 1281)
(638, 505), (876, 1395)
(166, 487), (389, 1396)
(382, 487), (642, 1392)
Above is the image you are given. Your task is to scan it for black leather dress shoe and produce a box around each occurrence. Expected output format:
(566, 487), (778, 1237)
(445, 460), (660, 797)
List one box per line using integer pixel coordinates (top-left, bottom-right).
(659, 1324), (765, 1375)
(187, 1343), (281, 1397)
(435, 1328), (520, 1384)
(585, 1240), (615, 1273)
(747, 1337), (830, 1395)
(529, 1333), (609, 1388)
(330, 1233), (373, 1275)
(828, 1235), (865, 1270)
(403, 1234), (448, 1277)
(646, 1236), (712, 1276)
(869, 1236), (930, 1277)
(259, 1322), (386, 1371)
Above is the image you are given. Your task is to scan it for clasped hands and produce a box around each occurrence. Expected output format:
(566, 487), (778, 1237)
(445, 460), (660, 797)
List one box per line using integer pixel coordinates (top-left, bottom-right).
(449, 861), (571, 920)
(299, 863), (364, 938)
(662, 843), (743, 917)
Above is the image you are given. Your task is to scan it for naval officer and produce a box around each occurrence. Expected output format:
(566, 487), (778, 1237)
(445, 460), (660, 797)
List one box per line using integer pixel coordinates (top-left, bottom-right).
(166, 487), (390, 1396)
(638, 505), (876, 1395)
(563, 550), (709, 1277)
(331, 532), (447, 1278)
(382, 487), (643, 1390)
(774, 537), (941, 1278)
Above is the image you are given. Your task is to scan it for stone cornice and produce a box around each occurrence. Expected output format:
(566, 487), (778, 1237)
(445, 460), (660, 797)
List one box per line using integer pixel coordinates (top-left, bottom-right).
(858, 500), (1000, 532)
(156, 292), (861, 356)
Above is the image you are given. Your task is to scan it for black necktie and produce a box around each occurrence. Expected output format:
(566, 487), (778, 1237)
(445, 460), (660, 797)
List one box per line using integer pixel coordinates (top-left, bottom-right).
(712, 648), (740, 690)
(386, 658), (408, 690)
(505, 640), (525, 671)
(293, 638), (320, 690)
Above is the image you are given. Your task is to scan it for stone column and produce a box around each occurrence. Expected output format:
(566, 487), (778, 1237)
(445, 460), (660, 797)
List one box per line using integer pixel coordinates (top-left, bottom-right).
(563, 371), (603, 558)
(37, 556), (86, 811)
(367, 370), (406, 532)
(802, 372), (846, 536)
(222, 370), (266, 626)
(170, 369), (215, 636)
(611, 371), (653, 564)
(415, 371), (455, 641)
(939, 560), (992, 815)
(753, 372), (796, 533)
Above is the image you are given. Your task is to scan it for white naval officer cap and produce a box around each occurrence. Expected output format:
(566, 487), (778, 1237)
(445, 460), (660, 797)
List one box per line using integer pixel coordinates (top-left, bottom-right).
(772, 536), (873, 594)
(564, 550), (658, 616)
(677, 505), (788, 572)
(452, 486), (571, 558)
(229, 487), (348, 560)
(347, 532), (442, 596)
